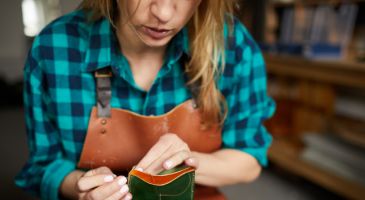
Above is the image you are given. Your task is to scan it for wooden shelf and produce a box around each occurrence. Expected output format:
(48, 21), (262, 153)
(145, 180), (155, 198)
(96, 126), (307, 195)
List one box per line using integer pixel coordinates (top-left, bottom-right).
(265, 54), (365, 199)
(331, 117), (365, 149)
(269, 138), (365, 200)
(265, 54), (365, 90)
(271, 0), (365, 7)
(263, 0), (365, 197)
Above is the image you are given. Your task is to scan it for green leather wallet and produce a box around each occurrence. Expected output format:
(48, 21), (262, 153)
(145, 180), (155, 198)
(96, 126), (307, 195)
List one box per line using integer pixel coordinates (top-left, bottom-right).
(128, 165), (196, 200)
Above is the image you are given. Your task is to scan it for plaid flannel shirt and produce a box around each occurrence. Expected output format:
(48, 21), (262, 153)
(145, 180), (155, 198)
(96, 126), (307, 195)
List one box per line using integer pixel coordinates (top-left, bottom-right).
(15, 10), (275, 200)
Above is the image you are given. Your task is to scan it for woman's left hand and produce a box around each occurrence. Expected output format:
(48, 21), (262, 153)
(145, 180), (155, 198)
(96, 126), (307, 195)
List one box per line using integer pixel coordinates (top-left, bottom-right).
(135, 133), (199, 175)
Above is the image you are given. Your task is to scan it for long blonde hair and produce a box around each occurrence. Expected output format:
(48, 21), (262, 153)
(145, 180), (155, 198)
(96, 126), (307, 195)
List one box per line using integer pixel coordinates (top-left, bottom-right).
(79, 0), (235, 127)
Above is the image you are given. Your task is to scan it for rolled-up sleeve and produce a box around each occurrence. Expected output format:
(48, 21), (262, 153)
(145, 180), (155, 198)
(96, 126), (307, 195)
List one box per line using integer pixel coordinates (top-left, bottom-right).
(15, 48), (75, 200)
(222, 20), (276, 166)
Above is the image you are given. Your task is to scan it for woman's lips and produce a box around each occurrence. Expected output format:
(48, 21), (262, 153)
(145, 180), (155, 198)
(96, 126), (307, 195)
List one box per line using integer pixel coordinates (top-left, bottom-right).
(142, 26), (172, 40)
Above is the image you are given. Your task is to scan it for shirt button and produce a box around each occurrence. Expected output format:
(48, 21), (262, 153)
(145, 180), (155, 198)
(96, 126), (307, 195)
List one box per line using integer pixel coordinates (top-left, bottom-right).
(101, 119), (107, 125)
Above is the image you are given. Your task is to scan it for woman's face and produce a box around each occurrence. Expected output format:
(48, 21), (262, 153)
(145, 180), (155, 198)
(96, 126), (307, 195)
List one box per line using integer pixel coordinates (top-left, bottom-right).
(118, 0), (202, 48)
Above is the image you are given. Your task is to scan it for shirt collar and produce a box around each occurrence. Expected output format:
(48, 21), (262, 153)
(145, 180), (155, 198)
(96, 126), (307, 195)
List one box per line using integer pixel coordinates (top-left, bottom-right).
(82, 17), (191, 73)
(166, 27), (190, 64)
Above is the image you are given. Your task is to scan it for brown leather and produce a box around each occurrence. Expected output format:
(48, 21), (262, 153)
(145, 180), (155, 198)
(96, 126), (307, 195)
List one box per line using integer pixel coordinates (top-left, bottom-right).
(128, 166), (195, 186)
(78, 100), (221, 170)
(78, 99), (226, 199)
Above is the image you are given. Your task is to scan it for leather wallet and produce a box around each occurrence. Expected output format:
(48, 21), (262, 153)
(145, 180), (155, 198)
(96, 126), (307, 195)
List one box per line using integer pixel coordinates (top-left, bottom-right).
(128, 165), (196, 200)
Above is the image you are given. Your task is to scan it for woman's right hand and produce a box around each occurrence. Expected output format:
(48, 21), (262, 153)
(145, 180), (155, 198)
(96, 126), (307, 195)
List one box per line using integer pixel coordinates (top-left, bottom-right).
(61, 167), (132, 200)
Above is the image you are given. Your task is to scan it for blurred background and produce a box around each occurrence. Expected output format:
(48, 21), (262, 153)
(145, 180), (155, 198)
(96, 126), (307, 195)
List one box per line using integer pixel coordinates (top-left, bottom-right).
(1, 0), (364, 199)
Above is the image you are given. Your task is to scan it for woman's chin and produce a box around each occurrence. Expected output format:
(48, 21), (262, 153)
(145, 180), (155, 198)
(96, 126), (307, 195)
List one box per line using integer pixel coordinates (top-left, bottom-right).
(140, 35), (173, 48)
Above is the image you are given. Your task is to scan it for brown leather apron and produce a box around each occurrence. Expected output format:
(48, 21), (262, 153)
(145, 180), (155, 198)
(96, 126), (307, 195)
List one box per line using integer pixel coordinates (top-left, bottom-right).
(78, 67), (226, 199)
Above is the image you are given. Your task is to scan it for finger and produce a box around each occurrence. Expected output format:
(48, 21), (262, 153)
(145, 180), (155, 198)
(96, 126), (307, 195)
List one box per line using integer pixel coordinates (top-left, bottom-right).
(84, 166), (114, 177)
(77, 174), (116, 192)
(163, 150), (191, 170)
(136, 135), (173, 170)
(78, 192), (86, 200)
(142, 145), (174, 175)
(105, 192), (131, 200)
(184, 157), (199, 168)
(142, 136), (191, 174)
(104, 181), (130, 200)
(122, 193), (133, 200)
(104, 191), (130, 200)
(85, 176), (128, 200)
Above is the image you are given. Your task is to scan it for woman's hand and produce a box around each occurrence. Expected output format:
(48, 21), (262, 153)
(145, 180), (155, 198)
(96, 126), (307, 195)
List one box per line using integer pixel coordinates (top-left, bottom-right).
(135, 133), (199, 175)
(61, 166), (132, 200)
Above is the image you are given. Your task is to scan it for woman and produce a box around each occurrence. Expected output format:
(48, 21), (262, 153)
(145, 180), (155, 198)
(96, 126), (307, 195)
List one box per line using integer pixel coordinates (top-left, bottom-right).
(16, 0), (275, 199)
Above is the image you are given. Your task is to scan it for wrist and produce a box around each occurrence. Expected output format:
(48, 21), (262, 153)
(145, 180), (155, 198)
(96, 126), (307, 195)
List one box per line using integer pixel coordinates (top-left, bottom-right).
(60, 170), (85, 199)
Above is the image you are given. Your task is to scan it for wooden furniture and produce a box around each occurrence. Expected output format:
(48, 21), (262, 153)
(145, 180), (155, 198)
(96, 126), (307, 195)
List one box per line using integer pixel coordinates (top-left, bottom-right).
(264, 53), (365, 200)
(269, 138), (365, 200)
(271, 0), (365, 7)
(265, 54), (365, 90)
(235, 1), (365, 198)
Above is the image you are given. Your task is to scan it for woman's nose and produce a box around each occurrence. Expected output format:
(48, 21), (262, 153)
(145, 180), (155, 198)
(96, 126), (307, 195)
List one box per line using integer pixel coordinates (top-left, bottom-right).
(150, 0), (175, 24)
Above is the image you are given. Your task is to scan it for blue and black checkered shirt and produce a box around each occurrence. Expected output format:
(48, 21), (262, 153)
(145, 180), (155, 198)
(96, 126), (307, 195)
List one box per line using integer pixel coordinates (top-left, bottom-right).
(16, 10), (275, 200)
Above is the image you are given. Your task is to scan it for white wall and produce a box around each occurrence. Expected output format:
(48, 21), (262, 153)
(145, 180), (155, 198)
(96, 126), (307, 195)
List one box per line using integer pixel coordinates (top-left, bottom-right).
(0, 0), (81, 82)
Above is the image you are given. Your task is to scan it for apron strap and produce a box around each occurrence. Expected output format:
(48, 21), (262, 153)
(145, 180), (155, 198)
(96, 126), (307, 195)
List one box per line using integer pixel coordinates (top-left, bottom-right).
(95, 67), (113, 118)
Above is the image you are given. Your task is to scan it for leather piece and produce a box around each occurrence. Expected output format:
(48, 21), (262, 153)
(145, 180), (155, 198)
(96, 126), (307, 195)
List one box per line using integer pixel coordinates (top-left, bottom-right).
(128, 166), (195, 186)
(78, 100), (222, 171)
(128, 165), (195, 200)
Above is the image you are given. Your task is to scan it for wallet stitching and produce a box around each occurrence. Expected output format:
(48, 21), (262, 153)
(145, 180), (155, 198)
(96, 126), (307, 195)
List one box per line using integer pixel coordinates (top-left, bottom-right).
(159, 173), (192, 197)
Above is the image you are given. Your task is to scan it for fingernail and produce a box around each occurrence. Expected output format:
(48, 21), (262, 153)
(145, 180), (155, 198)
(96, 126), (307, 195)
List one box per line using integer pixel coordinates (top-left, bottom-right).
(120, 185), (129, 194)
(135, 167), (144, 172)
(187, 158), (194, 164)
(124, 193), (132, 200)
(104, 175), (114, 182)
(118, 176), (127, 186)
(164, 160), (173, 169)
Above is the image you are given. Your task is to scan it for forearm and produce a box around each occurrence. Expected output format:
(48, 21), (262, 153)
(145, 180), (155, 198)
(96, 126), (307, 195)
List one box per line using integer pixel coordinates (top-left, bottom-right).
(60, 170), (85, 199)
(192, 149), (262, 187)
